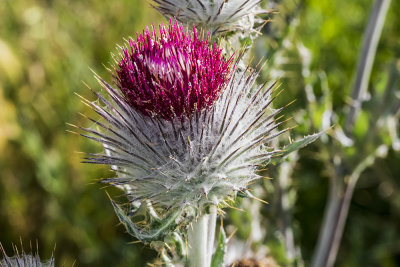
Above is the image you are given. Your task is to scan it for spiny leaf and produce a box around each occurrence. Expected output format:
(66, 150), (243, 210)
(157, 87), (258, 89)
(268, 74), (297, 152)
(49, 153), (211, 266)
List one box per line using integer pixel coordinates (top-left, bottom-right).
(110, 199), (180, 243)
(211, 227), (227, 267)
(271, 132), (323, 165)
(171, 232), (187, 259)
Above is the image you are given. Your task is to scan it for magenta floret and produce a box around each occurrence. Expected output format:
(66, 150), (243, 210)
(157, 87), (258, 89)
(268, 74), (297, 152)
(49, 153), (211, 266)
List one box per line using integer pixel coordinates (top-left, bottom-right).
(115, 21), (233, 120)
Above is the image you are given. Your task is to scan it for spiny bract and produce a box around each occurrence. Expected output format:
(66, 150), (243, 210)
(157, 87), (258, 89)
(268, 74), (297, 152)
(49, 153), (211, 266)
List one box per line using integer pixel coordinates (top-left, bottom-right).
(152, 0), (267, 37)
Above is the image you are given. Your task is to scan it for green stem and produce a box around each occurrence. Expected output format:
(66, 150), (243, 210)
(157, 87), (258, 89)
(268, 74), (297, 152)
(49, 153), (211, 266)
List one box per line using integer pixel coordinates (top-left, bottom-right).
(312, 147), (382, 267)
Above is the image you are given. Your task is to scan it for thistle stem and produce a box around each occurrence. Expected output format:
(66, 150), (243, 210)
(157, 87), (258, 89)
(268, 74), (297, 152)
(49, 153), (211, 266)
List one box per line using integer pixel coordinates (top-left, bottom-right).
(188, 206), (217, 267)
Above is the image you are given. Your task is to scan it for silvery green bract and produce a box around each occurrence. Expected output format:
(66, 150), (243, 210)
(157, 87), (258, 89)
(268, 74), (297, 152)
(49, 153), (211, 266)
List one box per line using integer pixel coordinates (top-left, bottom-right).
(0, 244), (54, 267)
(82, 68), (284, 215)
(0, 255), (54, 267)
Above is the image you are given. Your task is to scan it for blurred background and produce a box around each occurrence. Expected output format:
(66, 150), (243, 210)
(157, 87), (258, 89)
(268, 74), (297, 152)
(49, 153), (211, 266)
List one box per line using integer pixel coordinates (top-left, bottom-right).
(0, 0), (399, 266)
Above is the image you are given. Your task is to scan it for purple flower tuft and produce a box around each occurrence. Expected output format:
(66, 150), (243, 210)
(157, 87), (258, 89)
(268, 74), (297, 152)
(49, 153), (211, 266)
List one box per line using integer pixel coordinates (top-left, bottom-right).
(115, 21), (233, 120)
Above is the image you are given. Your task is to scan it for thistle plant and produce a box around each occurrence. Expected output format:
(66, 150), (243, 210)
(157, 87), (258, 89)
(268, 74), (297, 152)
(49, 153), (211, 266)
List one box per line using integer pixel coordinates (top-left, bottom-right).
(76, 2), (315, 266)
(76, 20), (289, 265)
(80, 21), (282, 222)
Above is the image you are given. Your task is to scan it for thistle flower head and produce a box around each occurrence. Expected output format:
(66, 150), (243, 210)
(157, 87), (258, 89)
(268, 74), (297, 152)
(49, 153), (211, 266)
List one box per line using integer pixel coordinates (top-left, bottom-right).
(152, 0), (267, 37)
(0, 243), (54, 267)
(78, 21), (287, 242)
(116, 21), (233, 120)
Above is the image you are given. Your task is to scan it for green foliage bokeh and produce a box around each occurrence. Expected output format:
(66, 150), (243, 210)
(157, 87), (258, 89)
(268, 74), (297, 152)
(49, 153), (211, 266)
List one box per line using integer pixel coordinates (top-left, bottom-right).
(0, 0), (162, 265)
(0, 0), (399, 266)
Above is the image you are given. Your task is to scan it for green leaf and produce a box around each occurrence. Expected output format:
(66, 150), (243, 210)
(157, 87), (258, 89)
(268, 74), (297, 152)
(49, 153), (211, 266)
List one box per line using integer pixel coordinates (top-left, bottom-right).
(211, 227), (227, 267)
(161, 250), (175, 267)
(110, 197), (180, 243)
(239, 36), (252, 47)
(271, 132), (323, 164)
(171, 232), (187, 259)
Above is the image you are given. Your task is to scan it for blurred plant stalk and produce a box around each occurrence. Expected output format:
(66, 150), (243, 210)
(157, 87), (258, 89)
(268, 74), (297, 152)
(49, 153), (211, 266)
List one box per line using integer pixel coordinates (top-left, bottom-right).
(312, 0), (392, 266)
(263, 0), (397, 265)
(345, 0), (393, 134)
(277, 153), (298, 261)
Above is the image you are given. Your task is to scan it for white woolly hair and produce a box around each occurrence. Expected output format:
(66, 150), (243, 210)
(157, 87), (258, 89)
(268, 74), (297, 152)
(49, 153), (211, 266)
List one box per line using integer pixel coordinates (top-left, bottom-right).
(152, 0), (267, 35)
(75, 66), (287, 214)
